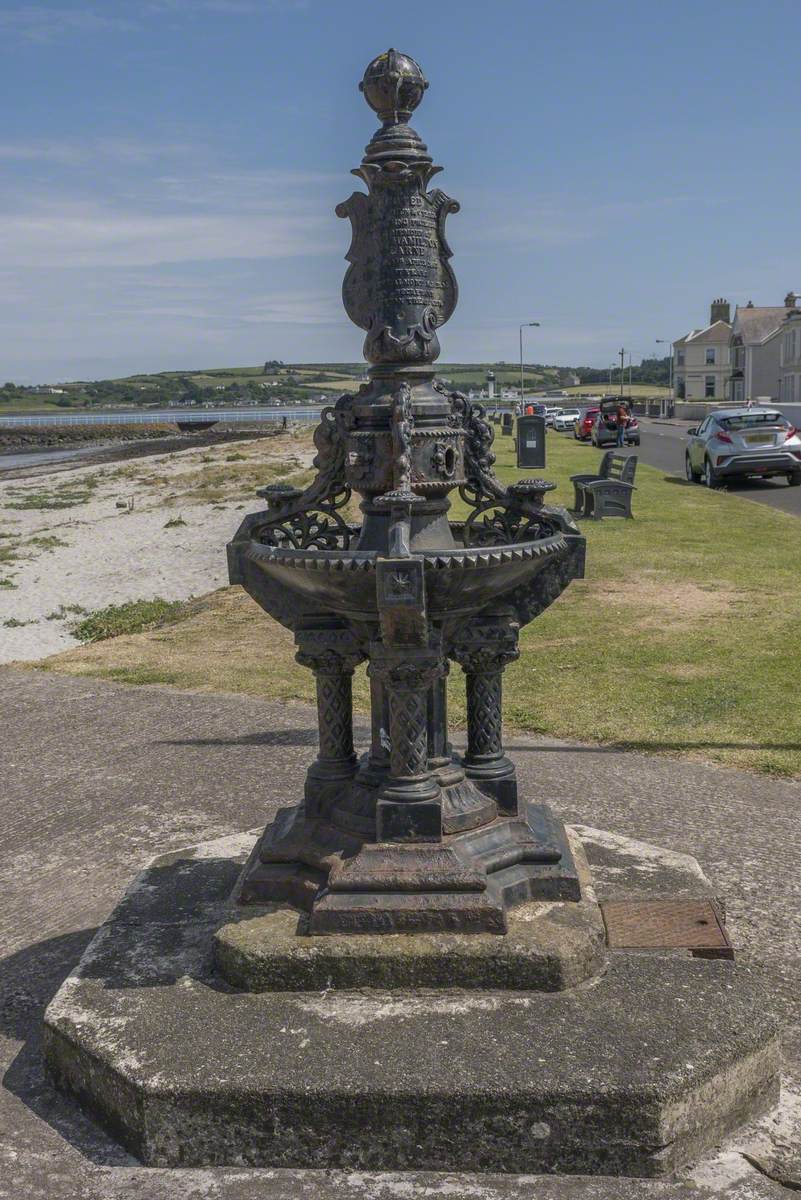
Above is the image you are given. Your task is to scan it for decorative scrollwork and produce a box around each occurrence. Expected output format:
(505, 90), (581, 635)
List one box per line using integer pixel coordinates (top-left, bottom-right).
(365, 306), (438, 365)
(250, 393), (358, 550)
(257, 504), (356, 551)
(390, 382), (414, 492)
(433, 384), (562, 546)
(462, 500), (555, 548)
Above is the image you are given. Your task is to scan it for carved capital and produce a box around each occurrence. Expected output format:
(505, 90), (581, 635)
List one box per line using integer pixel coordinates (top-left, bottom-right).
(295, 628), (363, 676)
(451, 623), (520, 676)
(370, 647), (445, 694)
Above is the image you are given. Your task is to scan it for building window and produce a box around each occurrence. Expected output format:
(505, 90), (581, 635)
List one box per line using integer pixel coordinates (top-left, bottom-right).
(677, 351), (685, 367)
(788, 375), (795, 404)
(704, 376), (716, 398)
(676, 376), (686, 399)
(705, 347), (716, 365)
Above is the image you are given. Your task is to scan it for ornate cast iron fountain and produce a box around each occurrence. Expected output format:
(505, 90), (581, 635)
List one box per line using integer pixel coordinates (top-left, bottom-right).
(228, 49), (586, 934)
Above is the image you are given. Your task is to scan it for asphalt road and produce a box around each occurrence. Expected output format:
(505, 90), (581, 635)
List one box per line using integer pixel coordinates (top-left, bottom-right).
(626, 417), (801, 518)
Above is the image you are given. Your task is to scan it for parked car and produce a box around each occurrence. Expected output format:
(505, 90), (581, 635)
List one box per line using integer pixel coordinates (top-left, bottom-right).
(553, 407), (581, 432)
(574, 407), (600, 440)
(591, 400), (640, 447)
(685, 407), (801, 488)
(544, 406), (563, 427)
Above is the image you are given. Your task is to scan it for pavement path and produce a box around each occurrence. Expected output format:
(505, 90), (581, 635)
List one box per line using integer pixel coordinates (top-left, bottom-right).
(2, 667), (800, 1199)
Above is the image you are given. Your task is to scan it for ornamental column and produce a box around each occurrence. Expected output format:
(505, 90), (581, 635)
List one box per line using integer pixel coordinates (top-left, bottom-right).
(295, 626), (363, 818)
(452, 616), (520, 814)
(370, 645), (446, 842)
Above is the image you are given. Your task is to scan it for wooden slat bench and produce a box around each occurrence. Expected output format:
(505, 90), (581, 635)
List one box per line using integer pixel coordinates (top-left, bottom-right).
(570, 451), (638, 519)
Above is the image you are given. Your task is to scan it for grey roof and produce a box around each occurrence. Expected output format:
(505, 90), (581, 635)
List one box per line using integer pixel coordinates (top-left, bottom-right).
(733, 305), (794, 343)
(674, 319), (730, 347)
(685, 319), (731, 343)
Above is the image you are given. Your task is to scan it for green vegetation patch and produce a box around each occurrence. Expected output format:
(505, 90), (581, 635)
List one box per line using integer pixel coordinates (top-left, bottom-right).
(46, 603), (88, 621)
(26, 534), (68, 551)
(5, 474), (100, 511)
(71, 597), (191, 643)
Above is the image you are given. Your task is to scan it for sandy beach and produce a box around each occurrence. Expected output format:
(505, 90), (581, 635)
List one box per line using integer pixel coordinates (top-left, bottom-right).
(0, 431), (312, 664)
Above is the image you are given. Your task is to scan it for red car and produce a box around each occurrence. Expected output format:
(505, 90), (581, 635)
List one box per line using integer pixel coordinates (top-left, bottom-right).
(574, 407), (599, 441)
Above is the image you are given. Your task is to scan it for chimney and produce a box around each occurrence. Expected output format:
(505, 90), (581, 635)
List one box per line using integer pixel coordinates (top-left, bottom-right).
(785, 291), (799, 308)
(710, 297), (730, 325)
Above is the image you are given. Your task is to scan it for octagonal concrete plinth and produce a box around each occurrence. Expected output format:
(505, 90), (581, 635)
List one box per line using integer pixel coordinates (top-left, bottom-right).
(43, 831), (780, 1177)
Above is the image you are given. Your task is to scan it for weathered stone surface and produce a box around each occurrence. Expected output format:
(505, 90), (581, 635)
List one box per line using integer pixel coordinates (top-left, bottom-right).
(215, 829), (604, 991)
(43, 833), (780, 1177)
(83, 1166), (780, 1200)
(576, 825), (721, 906)
(214, 898), (605, 992)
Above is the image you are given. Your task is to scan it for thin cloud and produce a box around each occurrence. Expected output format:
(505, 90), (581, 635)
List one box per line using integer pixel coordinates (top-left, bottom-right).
(147, 0), (309, 11)
(0, 138), (194, 166)
(0, 0), (308, 43)
(0, 6), (136, 41)
(461, 191), (722, 251)
(0, 206), (335, 268)
(0, 162), (341, 268)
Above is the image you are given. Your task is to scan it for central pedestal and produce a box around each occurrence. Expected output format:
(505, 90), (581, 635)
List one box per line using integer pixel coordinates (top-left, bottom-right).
(44, 830), (780, 1177)
(239, 800), (582, 936)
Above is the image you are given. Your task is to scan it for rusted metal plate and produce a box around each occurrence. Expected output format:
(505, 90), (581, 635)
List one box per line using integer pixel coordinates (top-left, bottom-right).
(601, 898), (734, 960)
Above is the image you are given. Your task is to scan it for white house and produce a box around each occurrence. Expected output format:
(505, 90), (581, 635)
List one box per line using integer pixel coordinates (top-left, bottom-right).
(672, 299), (731, 403)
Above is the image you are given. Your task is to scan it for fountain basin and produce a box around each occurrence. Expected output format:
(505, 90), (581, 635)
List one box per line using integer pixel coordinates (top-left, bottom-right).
(230, 529), (569, 627)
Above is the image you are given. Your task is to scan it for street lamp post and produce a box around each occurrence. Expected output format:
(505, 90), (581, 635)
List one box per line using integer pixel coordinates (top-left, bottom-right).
(656, 339), (673, 419)
(519, 321), (540, 404)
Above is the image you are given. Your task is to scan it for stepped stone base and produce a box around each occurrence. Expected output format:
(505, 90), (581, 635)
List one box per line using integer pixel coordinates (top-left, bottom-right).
(43, 830), (780, 1177)
(216, 825), (604, 991)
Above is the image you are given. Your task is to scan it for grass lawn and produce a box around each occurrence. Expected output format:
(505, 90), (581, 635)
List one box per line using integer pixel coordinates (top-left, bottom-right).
(561, 384), (670, 399)
(36, 428), (801, 779)
(0, 396), (78, 414)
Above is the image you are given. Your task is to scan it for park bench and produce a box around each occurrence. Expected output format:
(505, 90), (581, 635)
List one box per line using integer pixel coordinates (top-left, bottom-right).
(570, 450), (638, 519)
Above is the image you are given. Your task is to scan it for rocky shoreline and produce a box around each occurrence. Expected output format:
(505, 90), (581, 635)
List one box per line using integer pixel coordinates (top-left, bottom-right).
(0, 425), (283, 479)
(0, 421), (177, 450)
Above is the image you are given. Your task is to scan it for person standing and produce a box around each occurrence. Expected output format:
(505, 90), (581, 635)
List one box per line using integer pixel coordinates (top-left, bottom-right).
(616, 401), (629, 447)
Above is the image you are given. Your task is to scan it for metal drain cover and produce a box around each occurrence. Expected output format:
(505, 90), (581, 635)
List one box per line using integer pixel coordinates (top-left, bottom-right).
(601, 898), (734, 959)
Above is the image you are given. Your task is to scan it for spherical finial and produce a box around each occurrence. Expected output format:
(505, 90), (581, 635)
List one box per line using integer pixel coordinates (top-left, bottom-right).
(359, 49), (428, 123)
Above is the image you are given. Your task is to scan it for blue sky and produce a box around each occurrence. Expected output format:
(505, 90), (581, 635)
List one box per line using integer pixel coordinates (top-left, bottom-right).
(2, 0), (801, 382)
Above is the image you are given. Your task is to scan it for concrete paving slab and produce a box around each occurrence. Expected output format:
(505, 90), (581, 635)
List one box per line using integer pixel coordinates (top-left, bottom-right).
(1, 667), (800, 1197)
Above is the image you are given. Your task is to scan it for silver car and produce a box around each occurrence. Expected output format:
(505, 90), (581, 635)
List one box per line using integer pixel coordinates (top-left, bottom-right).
(553, 407), (580, 431)
(685, 407), (801, 488)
